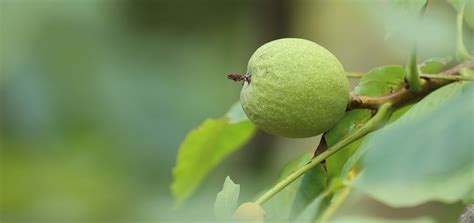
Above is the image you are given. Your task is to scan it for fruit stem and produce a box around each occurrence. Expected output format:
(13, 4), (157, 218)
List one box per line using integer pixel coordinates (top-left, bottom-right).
(254, 103), (394, 206)
(345, 72), (365, 78)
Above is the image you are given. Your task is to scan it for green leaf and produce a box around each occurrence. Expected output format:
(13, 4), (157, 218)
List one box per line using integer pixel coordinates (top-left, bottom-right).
(214, 176), (240, 220)
(324, 65), (406, 180)
(354, 65), (406, 96)
(390, 82), (467, 125)
(388, 103), (414, 124)
(354, 82), (474, 207)
(419, 57), (452, 74)
(391, 0), (428, 15)
(289, 164), (327, 219)
(293, 179), (345, 223)
(172, 118), (255, 206)
(342, 83), (463, 189)
(325, 110), (371, 179)
(448, 0), (468, 12)
(464, 189), (474, 204)
(449, 0), (472, 60)
(465, 0), (474, 29)
(460, 67), (474, 77)
(292, 65), (408, 221)
(277, 153), (313, 181)
(332, 216), (436, 223)
(263, 153), (312, 221)
(292, 192), (328, 223)
(340, 140), (370, 179)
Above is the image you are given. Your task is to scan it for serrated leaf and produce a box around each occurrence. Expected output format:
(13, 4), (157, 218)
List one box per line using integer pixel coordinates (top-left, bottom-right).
(419, 57), (452, 74)
(262, 153), (312, 221)
(354, 65), (406, 96)
(289, 164), (327, 219)
(172, 118), (255, 206)
(332, 216), (436, 223)
(354, 82), (474, 207)
(214, 176), (240, 220)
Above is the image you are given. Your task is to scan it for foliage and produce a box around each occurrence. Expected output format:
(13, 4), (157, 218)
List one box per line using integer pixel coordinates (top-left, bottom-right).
(263, 153), (313, 221)
(324, 65), (405, 181)
(214, 176), (240, 220)
(172, 103), (255, 206)
(355, 82), (474, 207)
(171, 1), (474, 222)
(419, 57), (452, 74)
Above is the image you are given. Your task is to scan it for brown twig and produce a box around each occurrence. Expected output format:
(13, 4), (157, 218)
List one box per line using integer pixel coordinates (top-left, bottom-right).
(348, 60), (474, 110)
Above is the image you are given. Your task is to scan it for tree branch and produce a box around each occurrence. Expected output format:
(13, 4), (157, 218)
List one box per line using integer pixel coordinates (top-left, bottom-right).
(420, 73), (473, 81)
(348, 60), (474, 110)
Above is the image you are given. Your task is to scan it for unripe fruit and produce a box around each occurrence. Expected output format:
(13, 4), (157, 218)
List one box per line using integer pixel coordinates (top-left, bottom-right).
(233, 202), (265, 223)
(239, 38), (350, 138)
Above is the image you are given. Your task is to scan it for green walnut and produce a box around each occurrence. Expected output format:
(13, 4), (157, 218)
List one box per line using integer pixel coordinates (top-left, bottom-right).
(233, 202), (265, 223)
(237, 38), (350, 138)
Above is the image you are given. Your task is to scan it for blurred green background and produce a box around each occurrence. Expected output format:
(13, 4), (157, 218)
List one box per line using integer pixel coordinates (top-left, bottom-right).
(0, 0), (465, 222)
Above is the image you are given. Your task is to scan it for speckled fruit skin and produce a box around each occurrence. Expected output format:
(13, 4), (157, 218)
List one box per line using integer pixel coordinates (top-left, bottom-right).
(240, 38), (350, 138)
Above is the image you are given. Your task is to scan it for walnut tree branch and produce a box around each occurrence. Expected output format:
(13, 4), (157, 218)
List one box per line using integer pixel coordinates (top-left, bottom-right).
(348, 60), (474, 110)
